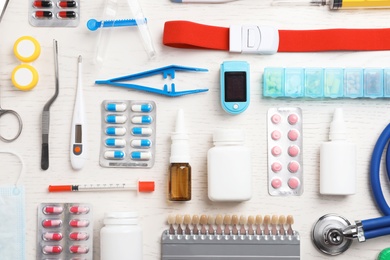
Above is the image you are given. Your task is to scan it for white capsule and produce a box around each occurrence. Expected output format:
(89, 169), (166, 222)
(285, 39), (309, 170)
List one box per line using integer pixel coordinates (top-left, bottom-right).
(131, 127), (153, 136)
(106, 103), (127, 112)
(106, 127), (126, 136)
(105, 138), (126, 147)
(131, 139), (151, 148)
(106, 115), (127, 124)
(131, 103), (153, 112)
(131, 151), (151, 160)
(104, 150), (125, 159)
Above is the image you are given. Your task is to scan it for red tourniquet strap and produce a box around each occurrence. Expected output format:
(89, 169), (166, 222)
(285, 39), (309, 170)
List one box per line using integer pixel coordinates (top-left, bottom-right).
(278, 28), (390, 52)
(163, 21), (229, 50)
(163, 20), (390, 52)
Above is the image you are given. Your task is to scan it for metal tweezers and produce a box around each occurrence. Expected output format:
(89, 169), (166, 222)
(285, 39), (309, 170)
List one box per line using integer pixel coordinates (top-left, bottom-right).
(95, 65), (209, 97)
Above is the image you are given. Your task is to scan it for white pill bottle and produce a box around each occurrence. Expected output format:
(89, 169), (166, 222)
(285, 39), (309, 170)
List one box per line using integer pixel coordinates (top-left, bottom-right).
(100, 212), (143, 260)
(207, 129), (252, 201)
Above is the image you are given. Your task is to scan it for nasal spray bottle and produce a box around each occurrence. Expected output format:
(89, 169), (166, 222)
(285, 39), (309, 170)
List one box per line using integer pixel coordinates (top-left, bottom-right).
(320, 108), (356, 195)
(168, 109), (191, 201)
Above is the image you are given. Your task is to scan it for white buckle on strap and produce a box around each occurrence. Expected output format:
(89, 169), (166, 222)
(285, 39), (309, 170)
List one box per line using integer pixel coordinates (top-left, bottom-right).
(229, 25), (279, 55)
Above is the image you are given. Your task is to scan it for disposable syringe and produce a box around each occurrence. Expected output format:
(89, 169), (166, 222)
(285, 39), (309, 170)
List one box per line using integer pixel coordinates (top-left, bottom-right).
(48, 181), (154, 193)
(273, 0), (390, 9)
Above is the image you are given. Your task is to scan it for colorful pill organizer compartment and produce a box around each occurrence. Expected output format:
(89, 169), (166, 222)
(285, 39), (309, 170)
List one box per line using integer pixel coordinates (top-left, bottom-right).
(29, 0), (80, 27)
(37, 203), (93, 260)
(263, 67), (390, 99)
(267, 107), (303, 196)
(100, 100), (156, 168)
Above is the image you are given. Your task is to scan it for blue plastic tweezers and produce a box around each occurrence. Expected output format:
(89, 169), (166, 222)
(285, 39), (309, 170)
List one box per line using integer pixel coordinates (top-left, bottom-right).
(95, 65), (209, 97)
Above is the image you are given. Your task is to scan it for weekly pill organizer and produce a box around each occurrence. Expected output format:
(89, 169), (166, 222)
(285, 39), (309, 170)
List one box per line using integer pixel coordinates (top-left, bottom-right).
(99, 100), (156, 168)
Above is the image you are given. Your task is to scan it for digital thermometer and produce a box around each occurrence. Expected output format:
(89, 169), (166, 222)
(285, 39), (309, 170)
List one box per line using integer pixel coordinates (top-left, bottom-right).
(70, 55), (87, 170)
(220, 61), (250, 115)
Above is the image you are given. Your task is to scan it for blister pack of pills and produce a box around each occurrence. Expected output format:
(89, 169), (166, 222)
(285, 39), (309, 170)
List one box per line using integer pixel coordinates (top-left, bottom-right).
(100, 100), (156, 168)
(37, 203), (93, 260)
(29, 0), (80, 27)
(267, 107), (303, 196)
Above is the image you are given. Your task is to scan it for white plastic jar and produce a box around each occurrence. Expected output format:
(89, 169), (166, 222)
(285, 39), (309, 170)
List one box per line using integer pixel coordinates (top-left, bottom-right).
(100, 212), (142, 260)
(207, 129), (252, 201)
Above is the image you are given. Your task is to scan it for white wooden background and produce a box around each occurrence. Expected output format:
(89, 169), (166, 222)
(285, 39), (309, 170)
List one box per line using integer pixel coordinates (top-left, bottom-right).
(1, 0), (390, 259)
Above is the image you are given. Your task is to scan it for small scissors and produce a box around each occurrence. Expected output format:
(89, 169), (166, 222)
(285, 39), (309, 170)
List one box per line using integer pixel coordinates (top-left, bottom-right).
(0, 91), (23, 142)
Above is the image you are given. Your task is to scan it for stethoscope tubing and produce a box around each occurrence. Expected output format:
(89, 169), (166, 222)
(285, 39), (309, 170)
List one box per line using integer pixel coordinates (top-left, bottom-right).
(365, 123), (390, 239)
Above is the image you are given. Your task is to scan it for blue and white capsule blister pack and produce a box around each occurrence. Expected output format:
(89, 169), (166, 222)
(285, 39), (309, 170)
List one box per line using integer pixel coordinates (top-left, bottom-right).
(37, 203), (93, 260)
(267, 107), (303, 196)
(100, 100), (156, 168)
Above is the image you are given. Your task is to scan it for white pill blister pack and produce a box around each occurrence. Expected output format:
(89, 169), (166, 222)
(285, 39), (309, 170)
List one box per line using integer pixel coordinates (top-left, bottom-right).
(36, 203), (93, 260)
(100, 100), (156, 168)
(267, 107), (303, 196)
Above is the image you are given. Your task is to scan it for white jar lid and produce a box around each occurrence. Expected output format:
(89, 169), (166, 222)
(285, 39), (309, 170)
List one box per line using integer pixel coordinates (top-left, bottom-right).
(104, 212), (139, 225)
(213, 129), (245, 143)
(105, 211), (138, 219)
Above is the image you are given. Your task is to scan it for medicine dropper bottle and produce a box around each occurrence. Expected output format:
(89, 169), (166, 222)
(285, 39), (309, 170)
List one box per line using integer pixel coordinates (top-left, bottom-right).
(320, 108), (356, 195)
(168, 109), (191, 201)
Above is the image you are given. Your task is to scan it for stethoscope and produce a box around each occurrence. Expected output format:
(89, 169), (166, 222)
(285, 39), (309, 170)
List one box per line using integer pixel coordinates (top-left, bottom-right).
(312, 123), (390, 255)
(0, 89), (23, 142)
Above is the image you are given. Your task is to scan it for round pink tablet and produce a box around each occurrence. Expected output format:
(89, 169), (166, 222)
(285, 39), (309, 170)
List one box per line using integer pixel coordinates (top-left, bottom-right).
(288, 177), (300, 189)
(271, 114), (281, 124)
(288, 145), (300, 157)
(271, 130), (281, 140)
(271, 178), (282, 189)
(288, 161), (300, 173)
(271, 146), (282, 156)
(287, 114), (299, 125)
(271, 162), (282, 173)
(287, 129), (299, 141)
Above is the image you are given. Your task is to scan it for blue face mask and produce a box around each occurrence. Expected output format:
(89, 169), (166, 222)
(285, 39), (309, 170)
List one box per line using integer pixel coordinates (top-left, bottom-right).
(0, 151), (26, 260)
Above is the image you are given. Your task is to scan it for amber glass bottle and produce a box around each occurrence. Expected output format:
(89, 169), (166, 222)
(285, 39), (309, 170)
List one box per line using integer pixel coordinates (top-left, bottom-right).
(168, 109), (191, 201)
(169, 163), (191, 201)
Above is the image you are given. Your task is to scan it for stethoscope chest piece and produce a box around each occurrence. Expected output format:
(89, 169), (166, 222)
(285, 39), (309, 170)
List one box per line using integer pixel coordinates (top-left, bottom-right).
(312, 214), (352, 256)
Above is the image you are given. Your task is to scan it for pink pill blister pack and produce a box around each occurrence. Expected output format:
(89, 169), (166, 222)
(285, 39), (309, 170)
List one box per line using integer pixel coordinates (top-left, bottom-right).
(37, 203), (93, 260)
(267, 107), (303, 196)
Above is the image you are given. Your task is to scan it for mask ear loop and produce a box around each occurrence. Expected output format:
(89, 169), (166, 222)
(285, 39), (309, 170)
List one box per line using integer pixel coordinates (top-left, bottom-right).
(0, 151), (24, 190)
